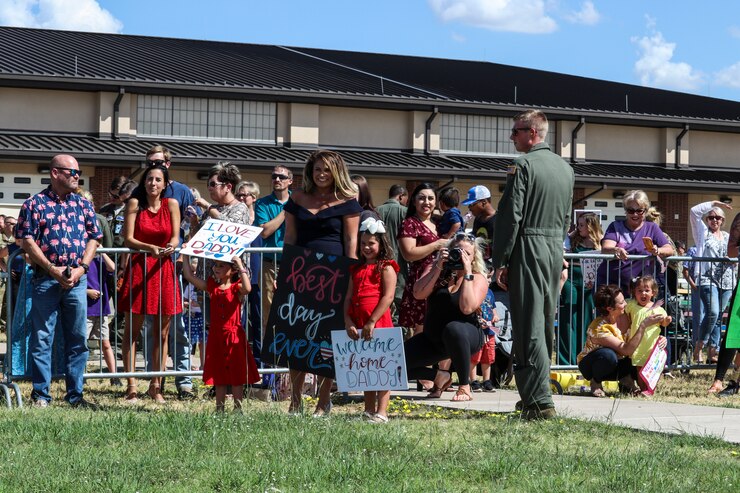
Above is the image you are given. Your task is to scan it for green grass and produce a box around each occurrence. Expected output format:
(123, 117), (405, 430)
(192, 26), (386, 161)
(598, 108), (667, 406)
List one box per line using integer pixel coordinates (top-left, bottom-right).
(1, 387), (739, 493)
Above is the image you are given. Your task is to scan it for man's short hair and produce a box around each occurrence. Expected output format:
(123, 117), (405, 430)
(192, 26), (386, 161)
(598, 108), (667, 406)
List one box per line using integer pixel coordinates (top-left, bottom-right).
(389, 184), (407, 199)
(146, 145), (171, 162)
(273, 165), (293, 180)
(513, 110), (548, 140)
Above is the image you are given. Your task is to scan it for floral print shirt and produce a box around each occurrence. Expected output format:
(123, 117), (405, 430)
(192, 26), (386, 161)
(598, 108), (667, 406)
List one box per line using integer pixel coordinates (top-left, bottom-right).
(15, 186), (102, 267)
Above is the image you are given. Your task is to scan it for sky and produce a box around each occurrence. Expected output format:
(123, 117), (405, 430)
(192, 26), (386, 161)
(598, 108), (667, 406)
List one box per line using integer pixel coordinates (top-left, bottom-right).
(2, 0), (740, 101)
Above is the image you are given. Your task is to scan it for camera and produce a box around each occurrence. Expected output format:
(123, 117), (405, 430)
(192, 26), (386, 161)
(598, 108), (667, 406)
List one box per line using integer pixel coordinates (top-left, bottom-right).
(447, 247), (464, 270)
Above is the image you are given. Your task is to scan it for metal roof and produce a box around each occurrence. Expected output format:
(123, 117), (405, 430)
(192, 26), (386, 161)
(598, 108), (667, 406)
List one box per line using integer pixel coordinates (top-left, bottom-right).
(2, 26), (740, 123)
(1, 132), (738, 191)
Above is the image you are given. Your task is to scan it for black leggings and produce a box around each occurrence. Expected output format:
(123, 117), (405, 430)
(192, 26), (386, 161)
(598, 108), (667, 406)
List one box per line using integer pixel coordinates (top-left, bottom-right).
(578, 348), (633, 383)
(404, 321), (483, 385)
(713, 329), (737, 382)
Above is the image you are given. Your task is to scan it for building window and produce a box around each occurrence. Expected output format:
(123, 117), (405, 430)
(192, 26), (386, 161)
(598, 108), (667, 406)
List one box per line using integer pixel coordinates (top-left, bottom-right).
(137, 95), (276, 143)
(440, 114), (556, 155)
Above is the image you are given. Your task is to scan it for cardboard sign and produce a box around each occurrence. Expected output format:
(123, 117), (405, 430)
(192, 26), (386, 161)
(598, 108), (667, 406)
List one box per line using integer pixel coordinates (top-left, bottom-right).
(262, 245), (355, 378)
(180, 219), (262, 262)
(331, 328), (408, 392)
(638, 340), (667, 394)
(726, 284), (740, 349)
(578, 251), (602, 288)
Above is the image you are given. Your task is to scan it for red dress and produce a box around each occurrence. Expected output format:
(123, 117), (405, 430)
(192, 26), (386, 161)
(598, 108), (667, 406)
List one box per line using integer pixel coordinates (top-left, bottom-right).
(203, 278), (260, 386)
(398, 216), (439, 328)
(348, 260), (400, 328)
(118, 198), (181, 315)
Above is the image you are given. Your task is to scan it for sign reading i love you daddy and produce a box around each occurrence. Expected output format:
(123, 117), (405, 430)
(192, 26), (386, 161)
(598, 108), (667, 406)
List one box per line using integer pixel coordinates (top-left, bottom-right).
(262, 245), (355, 378)
(180, 219), (262, 262)
(331, 328), (408, 392)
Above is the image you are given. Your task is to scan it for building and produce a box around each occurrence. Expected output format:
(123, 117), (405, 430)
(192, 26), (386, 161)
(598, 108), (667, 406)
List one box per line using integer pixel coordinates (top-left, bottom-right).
(2, 26), (740, 244)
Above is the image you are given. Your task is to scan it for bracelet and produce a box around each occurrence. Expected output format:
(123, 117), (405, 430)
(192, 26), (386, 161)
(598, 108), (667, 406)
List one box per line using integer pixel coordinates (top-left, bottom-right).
(239, 269), (249, 274)
(434, 263), (444, 270)
(47, 262), (54, 271)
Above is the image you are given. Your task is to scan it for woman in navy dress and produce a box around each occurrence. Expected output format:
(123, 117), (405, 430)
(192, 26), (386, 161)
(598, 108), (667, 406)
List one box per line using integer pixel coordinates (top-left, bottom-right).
(283, 149), (361, 416)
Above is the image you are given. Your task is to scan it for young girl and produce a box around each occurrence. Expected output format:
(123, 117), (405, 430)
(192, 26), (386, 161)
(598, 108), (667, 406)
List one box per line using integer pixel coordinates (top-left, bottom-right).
(624, 275), (671, 394)
(182, 257), (205, 370)
(577, 284), (665, 397)
(343, 218), (399, 423)
(183, 255), (260, 412)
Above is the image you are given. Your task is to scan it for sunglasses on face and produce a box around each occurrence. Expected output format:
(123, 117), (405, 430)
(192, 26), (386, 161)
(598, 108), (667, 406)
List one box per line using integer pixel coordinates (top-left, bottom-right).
(510, 127), (531, 136)
(208, 181), (226, 188)
(109, 191), (120, 199)
(707, 216), (724, 221)
(625, 208), (646, 215)
(272, 173), (290, 181)
(146, 159), (167, 167)
(53, 167), (82, 178)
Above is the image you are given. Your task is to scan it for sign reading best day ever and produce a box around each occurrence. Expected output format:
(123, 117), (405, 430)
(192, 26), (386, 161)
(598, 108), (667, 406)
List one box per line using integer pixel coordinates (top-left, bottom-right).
(180, 219), (262, 262)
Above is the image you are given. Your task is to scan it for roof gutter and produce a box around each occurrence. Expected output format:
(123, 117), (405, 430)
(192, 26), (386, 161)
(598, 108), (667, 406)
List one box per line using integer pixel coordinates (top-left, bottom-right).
(424, 107), (439, 156)
(112, 87), (125, 140)
(675, 124), (689, 169)
(571, 117), (585, 164)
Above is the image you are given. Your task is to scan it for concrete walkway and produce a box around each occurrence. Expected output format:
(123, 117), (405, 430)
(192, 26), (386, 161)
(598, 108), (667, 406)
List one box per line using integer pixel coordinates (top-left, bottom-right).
(395, 388), (740, 444)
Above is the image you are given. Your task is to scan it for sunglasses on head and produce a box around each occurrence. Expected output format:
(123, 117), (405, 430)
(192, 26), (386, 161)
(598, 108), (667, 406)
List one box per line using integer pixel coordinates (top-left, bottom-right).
(454, 232), (477, 243)
(53, 167), (82, 178)
(272, 173), (290, 181)
(146, 159), (167, 167)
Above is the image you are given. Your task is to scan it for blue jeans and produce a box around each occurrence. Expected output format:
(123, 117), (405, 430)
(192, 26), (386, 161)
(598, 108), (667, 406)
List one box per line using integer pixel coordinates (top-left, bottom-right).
(699, 284), (731, 347)
(30, 273), (88, 404)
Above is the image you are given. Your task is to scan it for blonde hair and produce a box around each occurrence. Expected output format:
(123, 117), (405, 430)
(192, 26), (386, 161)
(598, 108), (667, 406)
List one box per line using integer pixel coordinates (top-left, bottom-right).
(447, 235), (488, 277)
(303, 149), (358, 199)
(645, 206), (662, 226)
(238, 181), (260, 198)
(513, 109), (549, 140)
(570, 212), (603, 250)
(622, 190), (650, 210)
(702, 206), (726, 224)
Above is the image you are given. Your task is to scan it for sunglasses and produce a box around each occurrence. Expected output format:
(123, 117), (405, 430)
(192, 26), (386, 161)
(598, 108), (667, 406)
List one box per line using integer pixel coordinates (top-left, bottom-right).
(53, 167), (82, 178)
(510, 127), (532, 136)
(146, 159), (167, 167)
(706, 216), (724, 221)
(108, 191), (120, 199)
(272, 173), (290, 181)
(208, 181), (226, 188)
(454, 232), (477, 243)
(625, 208), (646, 215)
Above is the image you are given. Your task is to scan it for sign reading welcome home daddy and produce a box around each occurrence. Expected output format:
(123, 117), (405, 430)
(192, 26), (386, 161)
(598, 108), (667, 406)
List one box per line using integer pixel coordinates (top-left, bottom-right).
(180, 219), (262, 262)
(331, 328), (408, 392)
(262, 245), (355, 378)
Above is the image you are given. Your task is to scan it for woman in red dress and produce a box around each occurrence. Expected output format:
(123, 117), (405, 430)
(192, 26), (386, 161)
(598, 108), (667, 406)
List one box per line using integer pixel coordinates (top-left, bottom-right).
(119, 165), (181, 403)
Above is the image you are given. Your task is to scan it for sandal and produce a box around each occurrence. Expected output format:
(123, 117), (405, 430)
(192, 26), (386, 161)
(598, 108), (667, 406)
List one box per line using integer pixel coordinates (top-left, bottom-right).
(371, 414), (389, 424)
(124, 385), (138, 403)
(147, 384), (166, 404)
(427, 371), (453, 399)
(708, 380), (724, 394)
(591, 388), (606, 398)
(451, 387), (472, 402)
(362, 411), (375, 421)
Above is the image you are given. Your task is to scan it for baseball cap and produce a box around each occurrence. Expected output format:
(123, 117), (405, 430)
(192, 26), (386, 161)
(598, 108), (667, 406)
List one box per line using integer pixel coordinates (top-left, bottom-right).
(461, 185), (491, 206)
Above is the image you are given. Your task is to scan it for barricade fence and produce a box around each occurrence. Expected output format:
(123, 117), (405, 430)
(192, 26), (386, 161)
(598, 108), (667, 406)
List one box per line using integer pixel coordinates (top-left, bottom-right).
(1, 247), (735, 404)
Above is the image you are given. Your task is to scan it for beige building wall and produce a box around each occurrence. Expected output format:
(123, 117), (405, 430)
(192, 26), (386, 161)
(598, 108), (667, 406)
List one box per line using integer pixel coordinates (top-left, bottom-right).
(557, 121), (586, 160)
(687, 130), (740, 168)
(319, 106), (409, 150)
(586, 124), (662, 163)
(659, 128), (689, 166)
(98, 92), (134, 137)
(285, 103), (319, 146)
(0, 88), (98, 134)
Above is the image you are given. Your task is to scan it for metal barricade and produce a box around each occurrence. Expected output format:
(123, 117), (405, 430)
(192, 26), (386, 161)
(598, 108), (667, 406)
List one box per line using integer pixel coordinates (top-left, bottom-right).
(1, 246), (289, 407)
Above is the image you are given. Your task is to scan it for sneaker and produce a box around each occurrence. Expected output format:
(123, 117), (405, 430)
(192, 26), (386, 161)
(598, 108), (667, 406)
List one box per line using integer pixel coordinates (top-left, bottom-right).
(178, 388), (197, 401)
(470, 380), (482, 392)
(32, 399), (49, 409)
(69, 398), (100, 411)
(719, 380), (740, 397)
(482, 380), (495, 392)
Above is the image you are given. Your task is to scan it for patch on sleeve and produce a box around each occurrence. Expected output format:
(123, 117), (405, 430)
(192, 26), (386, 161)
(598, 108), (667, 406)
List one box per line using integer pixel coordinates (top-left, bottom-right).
(506, 165), (518, 175)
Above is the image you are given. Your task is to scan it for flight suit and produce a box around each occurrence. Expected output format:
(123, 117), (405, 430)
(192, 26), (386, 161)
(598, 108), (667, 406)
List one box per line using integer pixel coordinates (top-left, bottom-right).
(492, 142), (574, 409)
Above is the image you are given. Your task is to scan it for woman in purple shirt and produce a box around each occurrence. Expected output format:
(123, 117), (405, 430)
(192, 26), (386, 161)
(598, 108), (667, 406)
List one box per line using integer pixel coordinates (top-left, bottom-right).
(597, 190), (674, 296)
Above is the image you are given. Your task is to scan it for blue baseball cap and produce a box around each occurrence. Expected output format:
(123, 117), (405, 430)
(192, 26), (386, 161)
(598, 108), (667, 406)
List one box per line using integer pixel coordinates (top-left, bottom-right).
(461, 185), (491, 206)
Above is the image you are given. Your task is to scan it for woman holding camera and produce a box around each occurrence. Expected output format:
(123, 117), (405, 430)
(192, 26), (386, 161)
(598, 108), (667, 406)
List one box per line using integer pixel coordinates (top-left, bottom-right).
(403, 233), (489, 402)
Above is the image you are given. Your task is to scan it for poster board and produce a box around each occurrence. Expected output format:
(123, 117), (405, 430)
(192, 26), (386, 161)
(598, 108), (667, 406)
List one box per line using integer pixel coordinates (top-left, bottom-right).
(638, 341), (667, 395)
(180, 219), (262, 262)
(578, 251), (602, 288)
(725, 284), (740, 349)
(331, 328), (408, 392)
(262, 245), (355, 378)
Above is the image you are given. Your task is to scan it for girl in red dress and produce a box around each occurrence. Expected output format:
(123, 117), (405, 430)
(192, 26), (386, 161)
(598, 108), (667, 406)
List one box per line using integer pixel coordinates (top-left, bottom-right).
(343, 218), (399, 423)
(183, 255), (260, 412)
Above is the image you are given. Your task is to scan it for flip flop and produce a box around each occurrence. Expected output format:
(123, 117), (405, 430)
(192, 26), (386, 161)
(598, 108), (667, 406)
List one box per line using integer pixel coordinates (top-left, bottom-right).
(591, 388), (606, 398)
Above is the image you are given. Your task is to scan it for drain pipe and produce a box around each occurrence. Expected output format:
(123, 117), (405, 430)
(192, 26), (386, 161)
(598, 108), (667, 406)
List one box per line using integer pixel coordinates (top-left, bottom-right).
(570, 117), (585, 164)
(424, 106), (439, 156)
(112, 87), (125, 140)
(675, 124), (689, 168)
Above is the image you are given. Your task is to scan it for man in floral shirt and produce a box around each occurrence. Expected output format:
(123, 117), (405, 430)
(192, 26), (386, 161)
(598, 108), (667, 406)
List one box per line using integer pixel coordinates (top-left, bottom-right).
(16, 154), (102, 408)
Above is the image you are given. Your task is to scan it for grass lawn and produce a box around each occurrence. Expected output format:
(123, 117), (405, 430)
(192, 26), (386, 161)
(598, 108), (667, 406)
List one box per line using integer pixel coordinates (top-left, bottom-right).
(1, 379), (739, 492)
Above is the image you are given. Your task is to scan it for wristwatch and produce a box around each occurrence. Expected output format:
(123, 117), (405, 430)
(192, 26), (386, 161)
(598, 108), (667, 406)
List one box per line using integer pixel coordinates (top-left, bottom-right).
(79, 261), (90, 274)
(463, 274), (474, 281)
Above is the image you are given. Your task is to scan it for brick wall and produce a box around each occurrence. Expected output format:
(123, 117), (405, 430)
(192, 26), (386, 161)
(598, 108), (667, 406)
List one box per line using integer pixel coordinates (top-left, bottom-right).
(656, 191), (688, 246)
(89, 167), (132, 210)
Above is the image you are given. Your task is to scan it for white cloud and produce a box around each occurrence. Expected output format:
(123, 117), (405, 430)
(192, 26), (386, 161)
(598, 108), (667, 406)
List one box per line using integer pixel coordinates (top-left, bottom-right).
(428, 0), (557, 34)
(715, 62), (740, 89)
(451, 32), (466, 43)
(0, 0), (122, 33)
(564, 1), (600, 25)
(632, 31), (703, 92)
(729, 26), (740, 39)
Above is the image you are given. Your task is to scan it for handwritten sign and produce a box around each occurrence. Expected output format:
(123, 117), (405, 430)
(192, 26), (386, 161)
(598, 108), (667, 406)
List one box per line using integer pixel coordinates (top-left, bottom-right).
(638, 341), (667, 395)
(180, 219), (262, 262)
(262, 245), (355, 378)
(331, 328), (408, 392)
(726, 284), (740, 349)
(578, 251), (602, 288)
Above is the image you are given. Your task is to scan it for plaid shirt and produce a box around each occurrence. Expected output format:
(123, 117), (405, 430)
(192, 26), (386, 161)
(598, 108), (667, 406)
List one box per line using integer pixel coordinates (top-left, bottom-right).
(15, 186), (102, 267)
